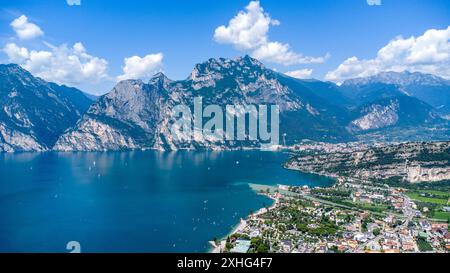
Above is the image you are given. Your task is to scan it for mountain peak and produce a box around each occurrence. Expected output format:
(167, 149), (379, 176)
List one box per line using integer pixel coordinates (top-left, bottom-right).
(151, 72), (167, 79)
(1, 63), (20, 68)
(188, 55), (266, 83)
(149, 72), (171, 88)
(113, 79), (145, 92)
(235, 55), (264, 68)
(343, 70), (450, 87)
(149, 72), (171, 83)
(0, 63), (31, 76)
(0, 63), (44, 87)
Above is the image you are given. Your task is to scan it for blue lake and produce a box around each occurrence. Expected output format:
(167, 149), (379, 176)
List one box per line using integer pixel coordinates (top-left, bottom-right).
(0, 151), (333, 253)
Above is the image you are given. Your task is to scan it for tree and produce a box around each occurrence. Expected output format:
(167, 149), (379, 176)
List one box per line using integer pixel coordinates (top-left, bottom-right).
(225, 242), (233, 251)
(256, 244), (269, 253)
(373, 228), (381, 236)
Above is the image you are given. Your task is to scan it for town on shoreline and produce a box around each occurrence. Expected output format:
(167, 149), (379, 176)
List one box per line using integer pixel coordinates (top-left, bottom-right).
(211, 176), (450, 253)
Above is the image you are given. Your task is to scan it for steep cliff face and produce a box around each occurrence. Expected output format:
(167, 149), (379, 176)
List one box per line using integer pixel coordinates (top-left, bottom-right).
(0, 64), (94, 152)
(348, 96), (439, 132)
(286, 141), (450, 183)
(54, 79), (165, 151)
(407, 166), (450, 183)
(55, 56), (354, 151)
(351, 101), (400, 131)
(3, 59), (449, 153)
(0, 122), (43, 152)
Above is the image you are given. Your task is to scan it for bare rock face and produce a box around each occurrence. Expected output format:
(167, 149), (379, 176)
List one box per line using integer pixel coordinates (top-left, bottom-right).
(0, 64), (94, 152)
(4, 57), (448, 153)
(351, 101), (399, 131)
(55, 79), (163, 151)
(407, 166), (450, 183)
(348, 96), (439, 132)
(54, 56), (354, 151)
(286, 141), (450, 183)
(0, 122), (44, 152)
(52, 119), (138, 151)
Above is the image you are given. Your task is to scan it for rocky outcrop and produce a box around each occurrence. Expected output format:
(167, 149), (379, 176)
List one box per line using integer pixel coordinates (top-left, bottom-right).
(351, 101), (399, 131)
(286, 141), (450, 183)
(348, 96), (440, 132)
(54, 79), (163, 151)
(0, 122), (44, 152)
(407, 166), (450, 183)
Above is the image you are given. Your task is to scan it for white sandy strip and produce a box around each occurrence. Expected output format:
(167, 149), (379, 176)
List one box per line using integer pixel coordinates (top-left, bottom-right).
(209, 193), (279, 253)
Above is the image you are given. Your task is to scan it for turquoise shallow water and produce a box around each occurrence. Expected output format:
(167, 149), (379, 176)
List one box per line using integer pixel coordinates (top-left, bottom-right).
(0, 150), (333, 253)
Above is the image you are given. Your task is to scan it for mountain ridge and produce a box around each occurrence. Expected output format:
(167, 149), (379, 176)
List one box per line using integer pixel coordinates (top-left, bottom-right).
(0, 64), (94, 151)
(1, 59), (449, 152)
(341, 71), (450, 115)
(54, 56), (354, 151)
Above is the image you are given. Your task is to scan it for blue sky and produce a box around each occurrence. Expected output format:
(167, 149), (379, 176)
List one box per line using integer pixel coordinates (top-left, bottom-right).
(0, 0), (449, 94)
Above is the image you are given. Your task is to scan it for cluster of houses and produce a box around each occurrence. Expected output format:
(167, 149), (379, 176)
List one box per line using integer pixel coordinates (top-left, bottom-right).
(292, 141), (370, 154)
(221, 180), (449, 253)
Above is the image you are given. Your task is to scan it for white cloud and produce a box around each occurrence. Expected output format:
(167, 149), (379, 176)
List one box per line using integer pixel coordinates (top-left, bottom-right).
(253, 42), (329, 65)
(367, 0), (382, 6)
(3, 43), (29, 63)
(214, 1), (277, 51)
(285, 69), (313, 79)
(66, 0), (81, 6)
(3, 42), (109, 86)
(325, 26), (450, 82)
(10, 15), (44, 40)
(214, 1), (327, 65)
(117, 53), (164, 81)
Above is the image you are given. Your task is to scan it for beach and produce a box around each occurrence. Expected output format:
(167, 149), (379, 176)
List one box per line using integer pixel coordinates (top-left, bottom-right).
(209, 184), (280, 253)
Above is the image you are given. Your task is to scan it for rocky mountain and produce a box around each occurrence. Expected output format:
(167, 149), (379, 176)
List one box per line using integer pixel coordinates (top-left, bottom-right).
(341, 71), (450, 116)
(54, 78), (166, 151)
(348, 95), (440, 132)
(54, 56), (355, 151)
(2, 59), (450, 153)
(337, 71), (449, 133)
(286, 141), (450, 183)
(0, 64), (94, 152)
(54, 58), (450, 151)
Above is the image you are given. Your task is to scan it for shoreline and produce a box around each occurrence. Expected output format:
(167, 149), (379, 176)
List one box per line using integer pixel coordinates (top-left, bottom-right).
(208, 184), (279, 253)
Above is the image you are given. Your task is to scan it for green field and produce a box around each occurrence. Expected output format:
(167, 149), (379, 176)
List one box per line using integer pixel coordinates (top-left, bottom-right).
(416, 237), (433, 252)
(420, 190), (450, 197)
(348, 201), (389, 213)
(433, 211), (450, 222)
(406, 190), (449, 205)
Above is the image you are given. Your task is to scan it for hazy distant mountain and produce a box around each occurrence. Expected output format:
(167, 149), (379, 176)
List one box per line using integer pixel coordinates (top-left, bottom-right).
(292, 79), (351, 107)
(341, 71), (450, 115)
(343, 71), (450, 87)
(337, 71), (449, 132)
(339, 82), (406, 106)
(0, 64), (94, 152)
